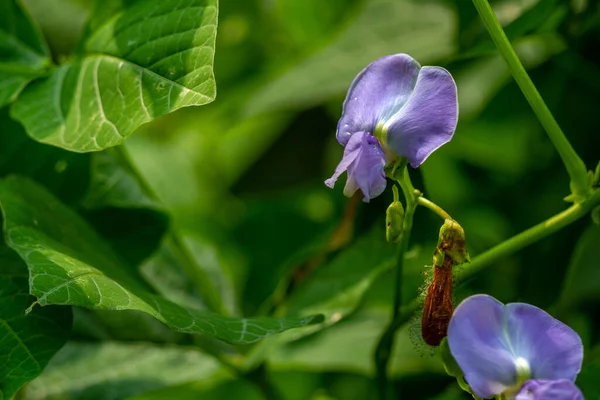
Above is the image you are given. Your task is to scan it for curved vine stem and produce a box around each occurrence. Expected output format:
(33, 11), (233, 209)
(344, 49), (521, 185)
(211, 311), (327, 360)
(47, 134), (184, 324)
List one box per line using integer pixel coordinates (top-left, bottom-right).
(417, 197), (453, 221)
(471, 0), (590, 201)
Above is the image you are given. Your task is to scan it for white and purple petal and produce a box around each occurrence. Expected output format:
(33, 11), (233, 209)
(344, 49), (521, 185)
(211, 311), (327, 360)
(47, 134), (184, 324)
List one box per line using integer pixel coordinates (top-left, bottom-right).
(325, 131), (386, 202)
(336, 54), (421, 146)
(505, 303), (583, 382)
(515, 379), (583, 400)
(447, 294), (517, 398)
(385, 66), (458, 168)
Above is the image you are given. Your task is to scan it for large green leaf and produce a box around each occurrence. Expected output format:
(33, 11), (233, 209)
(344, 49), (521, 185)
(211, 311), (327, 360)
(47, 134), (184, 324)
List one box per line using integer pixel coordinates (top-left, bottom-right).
(245, 0), (456, 115)
(0, 176), (321, 344)
(0, 0), (50, 108)
(25, 342), (225, 400)
(11, 0), (218, 152)
(0, 247), (71, 400)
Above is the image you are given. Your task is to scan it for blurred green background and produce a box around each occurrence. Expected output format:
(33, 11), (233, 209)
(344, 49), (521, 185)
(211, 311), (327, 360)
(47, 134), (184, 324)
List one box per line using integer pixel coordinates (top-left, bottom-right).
(3, 0), (600, 398)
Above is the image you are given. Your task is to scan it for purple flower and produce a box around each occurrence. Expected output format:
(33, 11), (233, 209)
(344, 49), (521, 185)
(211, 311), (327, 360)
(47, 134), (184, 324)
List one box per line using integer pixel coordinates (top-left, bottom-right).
(448, 294), (584, 399)
(515, 379), (583, 400)
(325, 54), (458, 202)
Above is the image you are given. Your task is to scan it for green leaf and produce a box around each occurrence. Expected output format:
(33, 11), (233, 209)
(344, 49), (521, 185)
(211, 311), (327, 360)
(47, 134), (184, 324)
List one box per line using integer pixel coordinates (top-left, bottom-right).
(558, 224), (600, 310)
(245, 228), (428, 370)
(459, 0), (563, 60)
(0, 0), (50, 108)
(71, 308), (183, 343)
(282, 225), (396, 322)
(139, 237), (210, 312)
(0, 107), (90, 205)
(0, 247), (71, 400)
(128, 379), (263, 400)
(267, 308), (443, 377)
(25, 341), (225, 400)
(81, 148), (168, 266)
(82, 148), (162, 210)
(11, 0), (218, 152)
(577, 358), (600, 399)
(0, 176), (322, 344)
(245, 0), (456, 115)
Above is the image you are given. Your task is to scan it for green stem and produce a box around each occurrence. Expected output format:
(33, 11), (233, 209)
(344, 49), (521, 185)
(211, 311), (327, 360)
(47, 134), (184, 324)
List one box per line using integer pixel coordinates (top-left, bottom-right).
(390, 190), (600, 388)
(417, 197), (453, 221)
(461, 189), (600, 279)
(375, 166), (418, 400)
(392, 168), (417, 317)
(472, 0), (590, 201)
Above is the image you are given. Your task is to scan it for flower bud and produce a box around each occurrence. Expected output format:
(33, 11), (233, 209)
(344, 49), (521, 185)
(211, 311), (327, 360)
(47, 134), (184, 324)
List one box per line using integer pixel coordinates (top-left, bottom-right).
(434, 219), (469, 266)
(386, 186), (404, 243)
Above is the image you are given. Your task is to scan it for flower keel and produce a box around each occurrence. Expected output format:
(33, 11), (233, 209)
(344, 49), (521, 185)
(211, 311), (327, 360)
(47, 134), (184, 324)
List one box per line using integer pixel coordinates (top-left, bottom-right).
(325, 131), (386, 202)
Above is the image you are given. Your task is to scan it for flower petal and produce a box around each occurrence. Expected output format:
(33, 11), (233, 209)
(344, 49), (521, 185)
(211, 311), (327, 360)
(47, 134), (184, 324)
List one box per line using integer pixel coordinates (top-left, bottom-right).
(515, 379), (583, 400)
(336, 54), (421, 146)
(448, 294), (517, 399)
(346, 133), (386, 201)
(505, 303), (583, 381)
(325, 132), (363, 189)
(385, 66), (458, 167)
(325, 131), (386, 202)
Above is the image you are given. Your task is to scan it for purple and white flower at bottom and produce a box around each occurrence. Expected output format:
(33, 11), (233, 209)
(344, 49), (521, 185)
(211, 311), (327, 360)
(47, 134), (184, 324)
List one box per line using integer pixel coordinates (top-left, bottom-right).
(447, 294), (584, 399)
(515, 379), (583, 400)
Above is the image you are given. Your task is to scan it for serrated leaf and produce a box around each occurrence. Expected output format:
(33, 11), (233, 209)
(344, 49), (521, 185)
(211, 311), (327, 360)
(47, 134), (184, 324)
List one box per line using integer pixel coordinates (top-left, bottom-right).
(0, 247), (71, 400)
(11, 0), (218, 152)
(245, 0), (456, 115)
(25, 342), (225, 400)
(0, 176), (321, 344)
(0, 0), (50, 108)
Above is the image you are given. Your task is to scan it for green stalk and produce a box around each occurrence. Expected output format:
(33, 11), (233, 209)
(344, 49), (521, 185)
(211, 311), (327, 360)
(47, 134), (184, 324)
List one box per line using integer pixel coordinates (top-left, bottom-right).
(392, 189), (600, 379)
(461, 188), (600, 279)
(375, 166), (418, 400)
(417, 197), (452, 221)
(472, 0), (590, 201)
